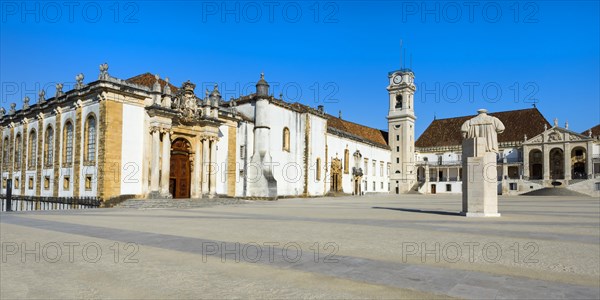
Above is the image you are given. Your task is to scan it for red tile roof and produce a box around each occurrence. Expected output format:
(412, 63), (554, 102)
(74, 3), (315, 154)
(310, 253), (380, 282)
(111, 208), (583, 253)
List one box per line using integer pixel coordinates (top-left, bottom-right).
(582, 124), (600, 138)
(325, 114), (389, 149)
(126, 73), (179, 92)
(415, 108), (550, 148)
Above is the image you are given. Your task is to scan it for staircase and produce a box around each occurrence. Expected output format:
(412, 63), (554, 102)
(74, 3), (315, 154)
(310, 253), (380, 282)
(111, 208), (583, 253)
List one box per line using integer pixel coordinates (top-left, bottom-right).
(116, 198), (250, 209)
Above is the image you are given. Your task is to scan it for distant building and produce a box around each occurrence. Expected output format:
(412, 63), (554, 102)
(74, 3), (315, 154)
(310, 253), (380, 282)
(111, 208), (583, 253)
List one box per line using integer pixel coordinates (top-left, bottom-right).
(0, 64), (598, 202)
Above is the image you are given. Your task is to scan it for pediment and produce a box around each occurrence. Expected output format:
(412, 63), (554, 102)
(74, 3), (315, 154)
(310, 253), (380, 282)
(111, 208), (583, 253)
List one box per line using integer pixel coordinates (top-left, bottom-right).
(524, 126), (590, 145)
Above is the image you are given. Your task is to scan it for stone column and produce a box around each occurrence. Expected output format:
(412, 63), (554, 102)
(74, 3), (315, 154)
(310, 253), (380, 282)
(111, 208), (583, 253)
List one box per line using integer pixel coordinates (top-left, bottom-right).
(586, 141), (594, 179)
(542, 145), (550, 181)
(201, 137), (209, 196)
(150, 127), (160, 196)
(160, 130), (171, 197)
(209, 138), (217, 198)
(191, 136), (202, 198)
(523, 146), (529, 180)
(564, 143), (571, 181)
(457, 166), (461, 181)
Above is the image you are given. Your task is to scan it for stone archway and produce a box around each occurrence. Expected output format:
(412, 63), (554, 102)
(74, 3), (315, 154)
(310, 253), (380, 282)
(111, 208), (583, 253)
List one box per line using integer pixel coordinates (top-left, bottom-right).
(330, 158), (342, 192)
(529, 149), (543, 180)
(170, 138), (192, 198)
(549, 148), (564, 180)
(571, 147), (587, 179)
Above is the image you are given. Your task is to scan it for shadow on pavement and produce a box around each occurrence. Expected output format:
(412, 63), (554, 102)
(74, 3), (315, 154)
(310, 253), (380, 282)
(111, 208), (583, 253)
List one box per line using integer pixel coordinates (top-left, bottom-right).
(372, 207), (462, 216)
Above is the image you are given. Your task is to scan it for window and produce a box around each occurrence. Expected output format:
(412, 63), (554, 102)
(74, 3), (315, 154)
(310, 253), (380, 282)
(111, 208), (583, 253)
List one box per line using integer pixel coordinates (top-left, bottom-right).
(380, 162), (384, 176)
(364, 158), (368, 174)
(85, 175), (93, 190)
(63, 176), (70, 190)
(28, 177), (33, 190)
(14, 134), (21, 170)
(85, 115), (96, 162)
(2, 177), (6, 188)
(344, 149), (349, 174)
(28, 130), (36, 168)
(372, 160), (376, 176)
(282, 127), (290, 152)
(510, 183), (517, 191)
(387, 163), (391, 175)
(2, 137), (9, 168)
(395, 94), (403, 109)
(396, 146), (400, 152)
(316, 158), (321, 181)
(45, 126), (54, 167)
(14, 177), (19, 189)
(423, 157), (428, 162)
(44, 176), (50, 189)
(381, 182), (384, 189)
(372, 181), (376, 190)
(595, 182), (600, 191)
(240, 145), (245, 159)
(396, 158), (399, 163)
(446, 184), (451, 192)
(396, 135), (399, 141)
(63, 121), (73, 164)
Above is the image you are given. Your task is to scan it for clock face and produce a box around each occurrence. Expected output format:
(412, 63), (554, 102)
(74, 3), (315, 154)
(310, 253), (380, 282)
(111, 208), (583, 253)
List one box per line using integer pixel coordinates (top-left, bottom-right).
(393, 75), (402, 84)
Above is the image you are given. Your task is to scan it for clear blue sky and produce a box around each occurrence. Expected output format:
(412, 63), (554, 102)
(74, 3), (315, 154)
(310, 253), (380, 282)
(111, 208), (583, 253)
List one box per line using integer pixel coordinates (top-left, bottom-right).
(1, 1), (598, 137)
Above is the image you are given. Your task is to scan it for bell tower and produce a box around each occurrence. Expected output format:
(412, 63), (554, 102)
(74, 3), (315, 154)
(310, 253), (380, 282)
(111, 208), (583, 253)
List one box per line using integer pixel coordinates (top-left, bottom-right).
(387, 69), (417, 194)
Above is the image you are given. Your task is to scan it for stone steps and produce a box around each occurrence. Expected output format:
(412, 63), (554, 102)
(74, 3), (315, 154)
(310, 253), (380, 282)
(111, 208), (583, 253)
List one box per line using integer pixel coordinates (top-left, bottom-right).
(116, 198), (250, 209)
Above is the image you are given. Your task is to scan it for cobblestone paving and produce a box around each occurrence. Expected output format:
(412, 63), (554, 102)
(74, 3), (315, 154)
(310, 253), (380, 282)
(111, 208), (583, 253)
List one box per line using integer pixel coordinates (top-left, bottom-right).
(1, 194), (598, 299)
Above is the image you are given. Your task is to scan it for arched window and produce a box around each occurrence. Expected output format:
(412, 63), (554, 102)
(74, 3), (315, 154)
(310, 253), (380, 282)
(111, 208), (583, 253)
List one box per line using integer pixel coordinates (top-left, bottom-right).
(344, 149), (349, 174)
(28, 130), (36, 168)
(395, 94), (403, 109)
(2, 137), (9, 168)
(63, 121), (73, 164)
(85, 115), (96, 162)
(316, 158), (321, 181)
(14, 134), (22, 170)
(282, 127), (290, 152)
(45, 126), (54, 167)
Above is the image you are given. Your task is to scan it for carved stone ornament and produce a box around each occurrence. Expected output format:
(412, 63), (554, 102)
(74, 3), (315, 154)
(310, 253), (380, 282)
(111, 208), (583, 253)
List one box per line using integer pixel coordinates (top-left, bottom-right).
(548, 131), (562, 142)
(174, 80), (203, 123)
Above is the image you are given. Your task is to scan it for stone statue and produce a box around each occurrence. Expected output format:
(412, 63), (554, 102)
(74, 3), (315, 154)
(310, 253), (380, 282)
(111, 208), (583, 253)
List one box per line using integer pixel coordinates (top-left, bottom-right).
(23, 96), (30, 109)
(38, 89), (46, 103)
(460, 109), (505, 153)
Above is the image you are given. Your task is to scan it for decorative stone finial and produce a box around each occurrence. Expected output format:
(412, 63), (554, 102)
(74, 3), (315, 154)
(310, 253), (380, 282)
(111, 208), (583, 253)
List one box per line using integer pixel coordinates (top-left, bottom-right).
(75, 73), (85, 89)
(524, 134), (527, 141)
(163, 77), (171, 95)
(279, 92), (283, 100)
(589, 129), (593, 137)
(544, 123), (547, 131)
(98, 63), (109, 80)
(55, 83), (64, 98)
(8, 103), (16, 115)
(0, 107), (5, 118)
(152, 74), (161, 92)
(38, 89), (46, 104)
(23, 96), (30, 110)
(477, 108), (488, 114)
(339, 110), (342, 119)
(565, 120), (569, 129)
(553, 118), (558, 127)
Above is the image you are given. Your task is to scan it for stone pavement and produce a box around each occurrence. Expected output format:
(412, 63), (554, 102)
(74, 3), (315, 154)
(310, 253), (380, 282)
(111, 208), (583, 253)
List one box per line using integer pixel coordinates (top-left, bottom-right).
(1, 194), (598, 299)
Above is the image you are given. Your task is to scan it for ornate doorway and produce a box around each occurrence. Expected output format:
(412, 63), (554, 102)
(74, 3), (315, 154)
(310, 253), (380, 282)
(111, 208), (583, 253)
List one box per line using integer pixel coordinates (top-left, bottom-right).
(170, 138), (192, 198)
(549, 148), (564, 180)
(330, 158), (342, 192)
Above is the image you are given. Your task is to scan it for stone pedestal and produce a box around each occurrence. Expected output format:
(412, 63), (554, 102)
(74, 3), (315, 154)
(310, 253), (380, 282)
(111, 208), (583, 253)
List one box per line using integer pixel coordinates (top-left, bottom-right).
(461, 138), (501, 217)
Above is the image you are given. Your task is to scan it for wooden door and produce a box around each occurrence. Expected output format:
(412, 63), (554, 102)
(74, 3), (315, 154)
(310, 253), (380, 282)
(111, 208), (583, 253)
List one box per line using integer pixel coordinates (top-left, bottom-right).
(170, 154), (190, 198)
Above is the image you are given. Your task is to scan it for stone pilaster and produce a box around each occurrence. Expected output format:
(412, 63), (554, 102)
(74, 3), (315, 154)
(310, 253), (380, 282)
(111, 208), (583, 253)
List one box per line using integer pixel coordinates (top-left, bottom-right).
(20, 121), (28, 194)
(202, 137), (209, 196)
(53, 110), (62, 197)
(191, 135), (202, 198)
(98, 99), (123, 201)
(564, 142), (571, 181)
(35, 115), (43, 196)
(226, 125), (237, 197)
(209, 137), (217, 197)
(73, 103), (83, 197)
(150, 126), (160, 195)
(160, 129), (171, 197)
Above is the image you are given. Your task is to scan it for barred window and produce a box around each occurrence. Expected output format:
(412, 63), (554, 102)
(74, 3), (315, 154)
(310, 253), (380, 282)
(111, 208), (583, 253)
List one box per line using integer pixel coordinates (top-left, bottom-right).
(14, 134), (22, 169)
(2, 137), (8, 168)
(282, 127), (290, 152)
(45, 126), (54, 167)
(85, 116), (96, 162)
(63, 121), (73, 164)
(29, 130), (36, 167)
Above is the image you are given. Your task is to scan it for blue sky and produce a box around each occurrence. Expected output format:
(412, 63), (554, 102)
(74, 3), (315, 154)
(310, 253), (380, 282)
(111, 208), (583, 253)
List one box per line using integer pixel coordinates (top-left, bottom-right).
(1, 1), (598, 137)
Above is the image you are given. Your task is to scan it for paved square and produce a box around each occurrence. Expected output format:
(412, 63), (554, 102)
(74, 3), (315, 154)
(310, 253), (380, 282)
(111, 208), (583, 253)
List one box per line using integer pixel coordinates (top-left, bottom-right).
(1, 194), (599, 299)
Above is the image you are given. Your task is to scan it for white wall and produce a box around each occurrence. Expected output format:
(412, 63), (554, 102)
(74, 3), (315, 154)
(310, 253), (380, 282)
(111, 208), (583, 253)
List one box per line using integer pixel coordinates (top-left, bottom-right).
(120, 103), (145, 195)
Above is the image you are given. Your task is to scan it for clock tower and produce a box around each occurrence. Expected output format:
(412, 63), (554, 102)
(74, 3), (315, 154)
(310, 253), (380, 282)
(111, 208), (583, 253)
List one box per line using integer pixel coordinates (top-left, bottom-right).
(387, 69), (417, 194)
